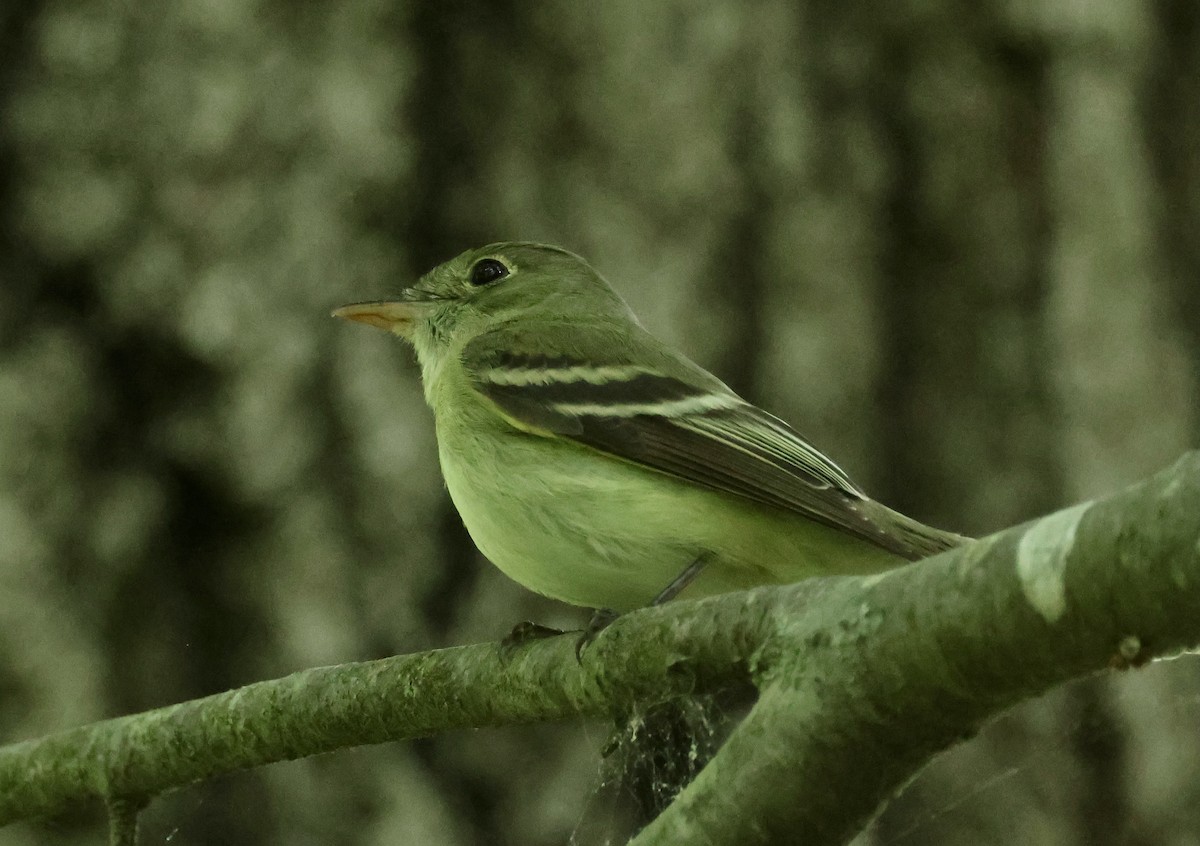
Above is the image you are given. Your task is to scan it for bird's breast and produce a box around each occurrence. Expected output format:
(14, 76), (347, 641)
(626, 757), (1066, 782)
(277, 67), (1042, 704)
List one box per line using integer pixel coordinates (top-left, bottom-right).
(435, 414), (697, 608)
(430, 389), (902, 610)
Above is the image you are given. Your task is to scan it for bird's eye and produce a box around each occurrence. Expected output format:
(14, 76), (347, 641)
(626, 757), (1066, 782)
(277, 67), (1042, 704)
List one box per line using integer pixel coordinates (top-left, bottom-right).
(469, 258), (509, 287)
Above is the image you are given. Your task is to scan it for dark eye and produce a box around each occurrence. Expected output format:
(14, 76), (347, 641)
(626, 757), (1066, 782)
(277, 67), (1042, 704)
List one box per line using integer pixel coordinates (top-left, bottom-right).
(469, 258), (509, 286)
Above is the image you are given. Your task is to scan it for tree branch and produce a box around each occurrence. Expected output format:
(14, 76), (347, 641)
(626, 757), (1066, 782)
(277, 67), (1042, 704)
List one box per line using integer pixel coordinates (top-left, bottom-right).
(632, 452), (1200, 845)
(0, 569), (764, 825)
(3, 453), (1199, 845)
(106, 795), (146, 846)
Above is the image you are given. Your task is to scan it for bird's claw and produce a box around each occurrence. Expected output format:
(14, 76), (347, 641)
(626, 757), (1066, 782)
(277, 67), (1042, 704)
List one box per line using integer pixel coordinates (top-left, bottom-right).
(500, 620), (564, 658)
(575, 608), (620, 660)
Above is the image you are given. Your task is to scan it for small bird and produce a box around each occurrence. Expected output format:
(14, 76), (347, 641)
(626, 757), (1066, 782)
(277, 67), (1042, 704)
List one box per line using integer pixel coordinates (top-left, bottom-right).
(333, 242), (966, 614)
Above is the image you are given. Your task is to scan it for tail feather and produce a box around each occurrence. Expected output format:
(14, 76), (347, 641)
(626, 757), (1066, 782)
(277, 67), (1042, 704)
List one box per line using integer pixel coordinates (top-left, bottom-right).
(866, 500), (971, 561)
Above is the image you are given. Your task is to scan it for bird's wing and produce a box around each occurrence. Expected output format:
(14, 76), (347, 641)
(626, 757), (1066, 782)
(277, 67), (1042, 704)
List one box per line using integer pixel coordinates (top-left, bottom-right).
(462, 323), (953, 560)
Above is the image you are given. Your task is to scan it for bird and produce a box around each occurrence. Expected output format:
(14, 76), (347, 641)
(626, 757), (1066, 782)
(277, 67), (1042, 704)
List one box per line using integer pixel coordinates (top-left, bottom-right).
(333, 242), (967, 615)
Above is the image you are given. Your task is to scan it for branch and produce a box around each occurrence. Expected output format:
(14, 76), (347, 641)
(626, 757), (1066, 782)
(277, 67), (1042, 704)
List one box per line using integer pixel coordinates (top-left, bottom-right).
(106, 795), (146, 846)
(0, 574), (764, 825)
(632, 452), (1200, 845)
(2, 453), (1199, 845)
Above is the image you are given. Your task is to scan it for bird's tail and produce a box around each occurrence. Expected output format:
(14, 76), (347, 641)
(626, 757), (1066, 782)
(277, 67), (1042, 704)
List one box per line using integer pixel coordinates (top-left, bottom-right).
(866, 500), (972, 561)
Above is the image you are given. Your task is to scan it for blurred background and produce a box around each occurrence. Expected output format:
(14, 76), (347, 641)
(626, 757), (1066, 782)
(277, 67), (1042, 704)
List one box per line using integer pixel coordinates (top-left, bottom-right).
(1, 1), (1198, 844)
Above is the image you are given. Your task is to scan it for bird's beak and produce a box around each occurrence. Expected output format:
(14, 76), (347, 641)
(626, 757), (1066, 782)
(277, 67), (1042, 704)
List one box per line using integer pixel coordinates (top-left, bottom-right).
(331, 289), (439, 336)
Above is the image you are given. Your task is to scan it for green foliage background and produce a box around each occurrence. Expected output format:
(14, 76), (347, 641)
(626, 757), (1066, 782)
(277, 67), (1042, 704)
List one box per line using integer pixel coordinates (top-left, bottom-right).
(1, 1), (1197, 844)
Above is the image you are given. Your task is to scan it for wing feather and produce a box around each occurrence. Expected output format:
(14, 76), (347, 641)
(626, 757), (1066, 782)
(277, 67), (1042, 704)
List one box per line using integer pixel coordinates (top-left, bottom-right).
(463, 327), (955, 559)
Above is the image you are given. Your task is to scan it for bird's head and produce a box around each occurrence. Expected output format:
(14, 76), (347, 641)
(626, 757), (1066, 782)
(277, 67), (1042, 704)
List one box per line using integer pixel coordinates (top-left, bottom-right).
(333, 242), (637, 366)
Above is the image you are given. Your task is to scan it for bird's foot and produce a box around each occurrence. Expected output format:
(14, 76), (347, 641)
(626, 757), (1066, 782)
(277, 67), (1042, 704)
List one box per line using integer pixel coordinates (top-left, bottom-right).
(500, 620), (564, 659)
(574, 555), (711, 660)
(575, 607), (620, 660)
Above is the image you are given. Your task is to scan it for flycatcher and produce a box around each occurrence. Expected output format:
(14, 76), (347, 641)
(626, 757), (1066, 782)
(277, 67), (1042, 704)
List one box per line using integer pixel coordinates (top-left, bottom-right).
(333, 242), (966, 613)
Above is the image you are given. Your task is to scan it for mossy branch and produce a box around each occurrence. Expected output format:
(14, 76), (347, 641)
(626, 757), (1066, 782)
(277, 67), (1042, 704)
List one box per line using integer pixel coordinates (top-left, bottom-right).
(3, 453), (1200, 846)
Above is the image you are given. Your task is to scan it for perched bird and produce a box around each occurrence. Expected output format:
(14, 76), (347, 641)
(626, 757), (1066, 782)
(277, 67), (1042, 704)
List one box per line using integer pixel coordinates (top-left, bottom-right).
(333, 243), (966, 614)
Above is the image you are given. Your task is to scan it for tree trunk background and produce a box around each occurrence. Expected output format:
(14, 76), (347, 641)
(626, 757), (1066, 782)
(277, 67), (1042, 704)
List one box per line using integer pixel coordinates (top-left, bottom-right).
(0, 1), (1196, 844)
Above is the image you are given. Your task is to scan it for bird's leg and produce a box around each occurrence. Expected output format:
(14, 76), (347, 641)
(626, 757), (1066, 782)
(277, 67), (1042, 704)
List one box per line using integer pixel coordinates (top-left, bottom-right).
(650, 553), (710, 605)
(575, 553), (711, 659)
